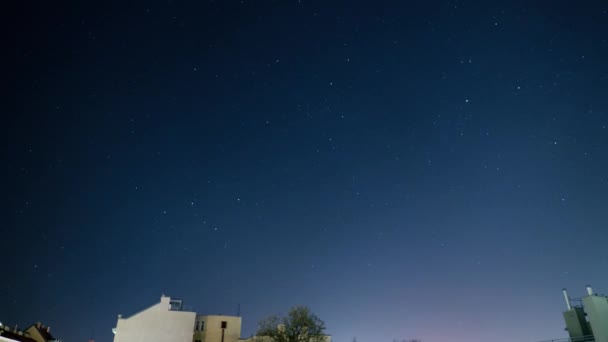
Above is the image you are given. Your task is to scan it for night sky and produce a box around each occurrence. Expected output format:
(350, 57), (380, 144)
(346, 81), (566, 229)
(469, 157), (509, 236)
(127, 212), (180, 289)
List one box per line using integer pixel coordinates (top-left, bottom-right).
(3, 1), (608, 342)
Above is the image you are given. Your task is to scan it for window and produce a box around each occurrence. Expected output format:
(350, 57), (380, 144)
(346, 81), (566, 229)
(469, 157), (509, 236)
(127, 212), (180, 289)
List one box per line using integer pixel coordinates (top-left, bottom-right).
(195, 321), (199, 331)
(200, 321), (205, 331)
(169, 299), (183, 311)
(221, 321), (227, 329)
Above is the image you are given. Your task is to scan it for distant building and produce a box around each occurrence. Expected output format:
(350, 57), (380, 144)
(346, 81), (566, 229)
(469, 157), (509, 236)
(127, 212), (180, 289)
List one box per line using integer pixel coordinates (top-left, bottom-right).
(24, 323), (58, 342)
(0, 323), (60, 342)
(194, 315), (241, 342)
(112, 295), (196, 342)
(112, 295), (242, 342)
(562, 285), (608, 342)
(0, 326), (37, 342)
(112, 295), (332, 342)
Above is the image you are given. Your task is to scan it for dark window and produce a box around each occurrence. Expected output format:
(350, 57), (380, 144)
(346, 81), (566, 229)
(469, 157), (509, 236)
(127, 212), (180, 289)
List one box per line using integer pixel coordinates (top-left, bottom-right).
(221, 321), (227, 329)
(201, 321), (205, 331)
(169, 299), (183, 311)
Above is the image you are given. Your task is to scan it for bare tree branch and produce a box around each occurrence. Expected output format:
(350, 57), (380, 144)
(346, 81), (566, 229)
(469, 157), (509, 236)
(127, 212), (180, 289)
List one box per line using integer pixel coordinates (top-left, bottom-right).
(256, 306), (328, 342)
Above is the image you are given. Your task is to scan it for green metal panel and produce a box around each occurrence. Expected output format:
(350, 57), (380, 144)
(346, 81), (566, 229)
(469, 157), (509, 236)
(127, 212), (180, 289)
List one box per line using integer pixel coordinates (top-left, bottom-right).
(563, 307), (593, 340)
(583, 295), (608, 342)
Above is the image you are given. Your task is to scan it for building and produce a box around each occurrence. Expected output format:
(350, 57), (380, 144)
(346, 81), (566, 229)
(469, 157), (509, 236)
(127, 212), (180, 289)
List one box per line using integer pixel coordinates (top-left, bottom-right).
(562, 285), (608, 342)
(112, 295), (197, 342)
(0, 326), (37, 342)
(0, 323), (59, 342)
(24, 323), (58, 342)
(113, 295), (331, 342)
(194, 315), (241, 342)
(112, 295), (243, 342)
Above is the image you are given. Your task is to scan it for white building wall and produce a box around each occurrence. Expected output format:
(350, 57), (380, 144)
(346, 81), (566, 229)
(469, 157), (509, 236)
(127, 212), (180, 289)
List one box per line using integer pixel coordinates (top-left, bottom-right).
(113, 295), (196, 342)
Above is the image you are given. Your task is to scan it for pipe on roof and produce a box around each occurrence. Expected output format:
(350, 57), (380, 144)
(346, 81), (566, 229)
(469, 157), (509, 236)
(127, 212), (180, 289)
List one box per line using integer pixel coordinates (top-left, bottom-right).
(563, 288), (572, 310)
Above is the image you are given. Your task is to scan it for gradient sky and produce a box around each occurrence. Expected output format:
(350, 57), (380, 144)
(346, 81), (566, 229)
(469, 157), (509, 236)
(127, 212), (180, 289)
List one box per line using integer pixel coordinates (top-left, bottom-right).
(3, 1), (608, 342)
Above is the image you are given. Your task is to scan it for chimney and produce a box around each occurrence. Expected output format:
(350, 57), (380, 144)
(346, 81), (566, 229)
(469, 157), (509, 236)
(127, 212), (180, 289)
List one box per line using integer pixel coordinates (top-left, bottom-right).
(46, 326), (50, 333)
(36, 322), (42, 329)
(563, 288), (572, 310)
(586, 285), (593, 296)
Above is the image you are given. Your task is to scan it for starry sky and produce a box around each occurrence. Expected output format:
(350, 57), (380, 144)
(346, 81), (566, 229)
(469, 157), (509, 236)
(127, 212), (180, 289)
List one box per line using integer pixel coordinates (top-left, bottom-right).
(3, 1), (608, 342)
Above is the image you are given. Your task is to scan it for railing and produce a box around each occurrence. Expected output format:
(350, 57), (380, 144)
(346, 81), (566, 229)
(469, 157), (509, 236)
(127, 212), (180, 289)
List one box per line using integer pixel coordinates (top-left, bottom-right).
(569, 298), (584, 308)
(169, 305), (195, 312)
(537, 336), (594, 342)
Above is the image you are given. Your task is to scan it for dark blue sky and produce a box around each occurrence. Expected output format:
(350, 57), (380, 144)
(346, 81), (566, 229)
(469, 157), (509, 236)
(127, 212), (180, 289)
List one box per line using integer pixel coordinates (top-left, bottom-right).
(3, 1), (608, 342)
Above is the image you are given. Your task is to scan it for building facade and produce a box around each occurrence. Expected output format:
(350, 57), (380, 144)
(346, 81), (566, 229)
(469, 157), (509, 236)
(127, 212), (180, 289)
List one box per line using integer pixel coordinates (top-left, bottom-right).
(194, 315), (241, 342)
(113, 295), (332, 342)
(0, 323), (59, 342)
(562, 286), (608, 342)
(112, 295), (243, 342)
(24, 323), (58, 342)
(112, 295), (197, 342)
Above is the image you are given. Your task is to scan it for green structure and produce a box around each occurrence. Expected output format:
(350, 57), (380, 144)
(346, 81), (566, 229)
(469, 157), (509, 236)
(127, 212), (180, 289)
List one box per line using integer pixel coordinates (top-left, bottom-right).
(562, 286), (608, 342)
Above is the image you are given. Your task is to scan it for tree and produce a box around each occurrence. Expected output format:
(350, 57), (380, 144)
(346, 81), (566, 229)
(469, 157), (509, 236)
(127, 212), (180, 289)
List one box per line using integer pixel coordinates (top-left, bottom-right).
(256, 306), (327, 342)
